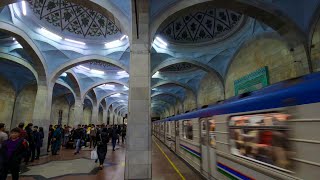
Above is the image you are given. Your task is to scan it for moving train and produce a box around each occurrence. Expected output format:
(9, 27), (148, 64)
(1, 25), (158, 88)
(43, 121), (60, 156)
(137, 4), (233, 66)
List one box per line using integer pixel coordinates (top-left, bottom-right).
(153, 72), (320, 180)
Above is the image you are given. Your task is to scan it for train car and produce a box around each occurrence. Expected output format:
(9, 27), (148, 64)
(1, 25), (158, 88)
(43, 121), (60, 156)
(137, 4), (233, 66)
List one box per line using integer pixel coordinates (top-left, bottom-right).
(153, 72), (320, 180)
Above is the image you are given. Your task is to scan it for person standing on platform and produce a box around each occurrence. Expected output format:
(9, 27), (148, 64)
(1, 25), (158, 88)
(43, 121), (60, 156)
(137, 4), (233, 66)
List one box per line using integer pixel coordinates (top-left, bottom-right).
(96, 127), (109, 170)
(47, 125), (54, 152)
(51, 125), (62, 155)
(36, 127), (44, 159)
(116, 125), (121, 144)
(0, 123), (8, 146)
(18, 123), (27, 139)
(25, 123), (34, 163)
(31, 126), (40, 161)
(1, 128), (28, 180)
(73, 124), (84, 155)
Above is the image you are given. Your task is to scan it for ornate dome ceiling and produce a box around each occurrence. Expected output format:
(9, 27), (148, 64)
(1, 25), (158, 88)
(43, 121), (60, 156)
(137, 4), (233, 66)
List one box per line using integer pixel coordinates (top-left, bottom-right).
(27, 0), (121, 39)
(159, 62), (197, 72)
(158, 8), (246, 44)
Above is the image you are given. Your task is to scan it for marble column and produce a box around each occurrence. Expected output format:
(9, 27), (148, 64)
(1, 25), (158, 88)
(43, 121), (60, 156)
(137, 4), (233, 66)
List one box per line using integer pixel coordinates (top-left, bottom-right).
(91, 104), (99, 124)
(125, 0), (151, 179)
(32, 83), (53, 155)
(103, 109), (107, 124)
(73, 98), (83, 126)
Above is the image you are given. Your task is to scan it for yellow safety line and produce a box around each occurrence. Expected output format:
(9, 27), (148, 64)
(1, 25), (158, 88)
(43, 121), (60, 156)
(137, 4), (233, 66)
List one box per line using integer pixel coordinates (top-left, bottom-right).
(153, 137), (186, 180)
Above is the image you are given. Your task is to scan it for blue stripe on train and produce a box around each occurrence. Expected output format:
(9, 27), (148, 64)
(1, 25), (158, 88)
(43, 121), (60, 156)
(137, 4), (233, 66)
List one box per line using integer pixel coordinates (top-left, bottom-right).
(180, 144), (201, 157)
(218, 162), (255, 180)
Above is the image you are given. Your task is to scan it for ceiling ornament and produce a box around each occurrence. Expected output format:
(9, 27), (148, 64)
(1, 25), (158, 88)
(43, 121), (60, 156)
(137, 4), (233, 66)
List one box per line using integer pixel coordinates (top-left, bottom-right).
(28, 0), (120, 38)
(159, 8), (245, 43)
(160, 62), (195, 72)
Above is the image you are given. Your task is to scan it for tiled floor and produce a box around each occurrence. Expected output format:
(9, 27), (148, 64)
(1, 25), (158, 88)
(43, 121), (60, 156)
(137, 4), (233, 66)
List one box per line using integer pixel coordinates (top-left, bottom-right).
(7, 138), (202, 180)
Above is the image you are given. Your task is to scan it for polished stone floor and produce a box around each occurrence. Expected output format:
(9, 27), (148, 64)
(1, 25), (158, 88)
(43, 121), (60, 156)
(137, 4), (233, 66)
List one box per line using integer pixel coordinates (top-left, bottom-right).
(7, 137), (202, 180)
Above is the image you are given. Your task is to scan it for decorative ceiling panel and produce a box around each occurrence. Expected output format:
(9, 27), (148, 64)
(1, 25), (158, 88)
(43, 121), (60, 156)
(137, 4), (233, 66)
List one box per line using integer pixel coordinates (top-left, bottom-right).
(159, 62), (196, 72)
(28, 0), (121, 39)
(159, 8), (245, 44)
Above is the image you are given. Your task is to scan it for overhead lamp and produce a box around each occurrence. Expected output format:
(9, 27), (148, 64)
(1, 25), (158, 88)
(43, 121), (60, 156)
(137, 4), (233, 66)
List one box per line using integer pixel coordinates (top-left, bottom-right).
(123, 85), (129, 90)
(105, 40), (122, 48)
(90, 69), (105, 75)
(120, 35), (128, 41)
(40, 28), (62, 40)
(65, 38), (86, 45)
(78, 65), (90, 71)
(103, 84), (115, 89)
(111, 93), (121, 97)
(22, 1), (27, 16)
(155, 36), (167, 47)
(152, 71), (160, 78)
(61, 72), (67, 77)
(12, 38), (16, 41)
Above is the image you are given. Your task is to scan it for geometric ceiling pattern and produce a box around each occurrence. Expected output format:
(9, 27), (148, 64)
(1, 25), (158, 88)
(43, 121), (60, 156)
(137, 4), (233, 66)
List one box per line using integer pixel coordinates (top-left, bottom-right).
(28, 0), (120, 39)
(159, 62), (196, 72)
(159, 8), (244, 43)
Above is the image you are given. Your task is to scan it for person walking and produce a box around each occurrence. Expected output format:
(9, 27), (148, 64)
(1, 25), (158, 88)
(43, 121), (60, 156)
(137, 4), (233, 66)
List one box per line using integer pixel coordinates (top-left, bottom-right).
(90, 124), (97, 148)
(1, 128), (28, 180)
(116, 125), (121, 144)
(111, 126), (118, 151)
(51, 125), (62, 155)
(121, 126), (126, 143)
(96, 127), (109, 170)
(73, 124), (84, 155)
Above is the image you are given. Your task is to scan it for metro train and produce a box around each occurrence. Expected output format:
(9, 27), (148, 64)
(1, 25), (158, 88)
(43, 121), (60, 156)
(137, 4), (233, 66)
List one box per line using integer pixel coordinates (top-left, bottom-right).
(153, 72), (320, 180)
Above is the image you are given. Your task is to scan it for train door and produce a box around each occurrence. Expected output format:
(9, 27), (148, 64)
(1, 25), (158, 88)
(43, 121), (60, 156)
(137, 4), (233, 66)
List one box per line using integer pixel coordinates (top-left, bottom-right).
(208, 118), (217, 179)
(175, 121), (180, 154)
(200, 118), (210, 178)
(171, 121), (176, 151)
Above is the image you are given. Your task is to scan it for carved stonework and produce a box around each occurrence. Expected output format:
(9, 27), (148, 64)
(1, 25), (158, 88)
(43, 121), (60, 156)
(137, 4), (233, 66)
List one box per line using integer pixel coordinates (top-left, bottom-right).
(28, 0), (120, 38)
(159, 8), (245, 44)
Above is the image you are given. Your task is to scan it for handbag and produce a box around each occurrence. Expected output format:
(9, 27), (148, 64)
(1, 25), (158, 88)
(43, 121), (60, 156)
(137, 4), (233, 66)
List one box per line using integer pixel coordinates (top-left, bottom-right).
(91, 148), (98, 160)
(96, 134), (103, 146)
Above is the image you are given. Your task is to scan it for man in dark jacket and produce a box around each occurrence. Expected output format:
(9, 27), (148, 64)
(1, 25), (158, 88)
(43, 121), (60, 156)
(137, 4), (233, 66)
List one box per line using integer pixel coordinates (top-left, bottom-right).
(73, 124), (84, 155)
(1, 128), (28, 180)
(25, 123), (34, 163)
(31, 126), (40, 161)
(47, 125), (54, 152)
(111, 126), (118, 151)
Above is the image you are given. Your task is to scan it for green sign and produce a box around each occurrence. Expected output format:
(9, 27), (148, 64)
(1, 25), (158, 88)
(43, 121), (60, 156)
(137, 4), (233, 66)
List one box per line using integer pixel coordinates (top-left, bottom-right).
(234, 66), (269, 95)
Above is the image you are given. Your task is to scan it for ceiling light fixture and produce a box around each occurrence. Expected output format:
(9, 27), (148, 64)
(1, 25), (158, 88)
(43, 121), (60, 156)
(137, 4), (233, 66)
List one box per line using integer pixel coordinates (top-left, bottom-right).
(111, 93), (121, 97)
(78, 65), (90, 71)
(104, 84), (115, 88)
(90, 69), (105, 75)
(22, 1), (27, 16)
(105, 40), (122, 48)
(40, 28), (62, 40)
(65, 38), (86, 45)
(120, 35), (128, 41)
(155, 36), (167, 47)
(152, 71), (160, 78)
(61, 72), (67, 77)
(12, 38), (16, 41)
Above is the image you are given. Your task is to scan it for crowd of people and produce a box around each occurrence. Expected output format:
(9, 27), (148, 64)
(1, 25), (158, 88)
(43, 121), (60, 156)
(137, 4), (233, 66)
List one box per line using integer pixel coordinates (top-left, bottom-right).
(0, 122), (127, 180)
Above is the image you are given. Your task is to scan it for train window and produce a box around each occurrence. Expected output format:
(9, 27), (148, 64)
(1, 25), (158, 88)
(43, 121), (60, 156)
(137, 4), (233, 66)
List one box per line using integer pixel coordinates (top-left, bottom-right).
(161, 124), (164, 131)
(229, 113), (293, 171)
(183, 120), (193, 140)
(166, 123), (169, 132)
(209, 119), (216, 148)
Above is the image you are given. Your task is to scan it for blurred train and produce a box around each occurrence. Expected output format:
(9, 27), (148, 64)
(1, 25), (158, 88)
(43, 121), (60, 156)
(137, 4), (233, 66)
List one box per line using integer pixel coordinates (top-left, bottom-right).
(153, 72), (320, 180)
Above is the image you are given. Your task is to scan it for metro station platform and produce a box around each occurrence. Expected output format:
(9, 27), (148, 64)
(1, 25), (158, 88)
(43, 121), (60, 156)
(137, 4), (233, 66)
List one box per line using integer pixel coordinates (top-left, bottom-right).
(8, 137), (202, 180)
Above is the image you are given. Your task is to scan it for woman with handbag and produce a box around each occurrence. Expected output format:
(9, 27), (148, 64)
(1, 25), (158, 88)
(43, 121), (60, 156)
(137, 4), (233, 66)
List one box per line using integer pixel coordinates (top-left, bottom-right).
(96, 127), (109, 170)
